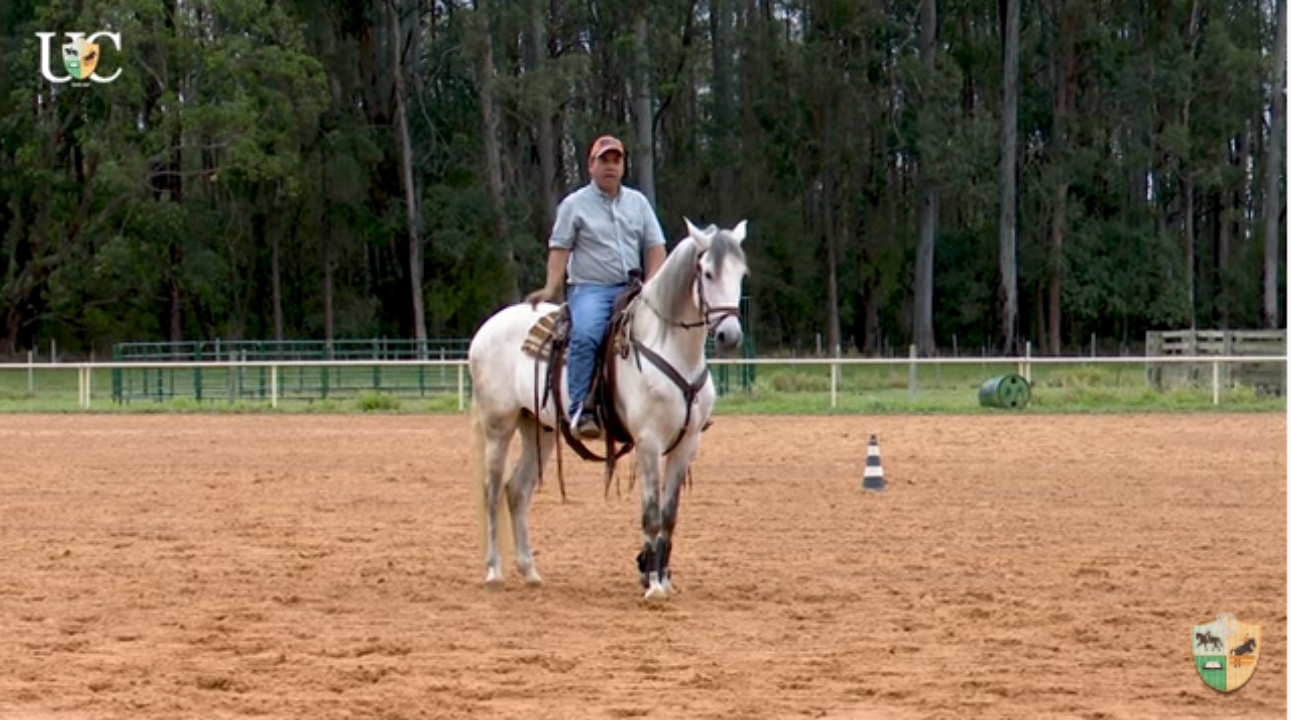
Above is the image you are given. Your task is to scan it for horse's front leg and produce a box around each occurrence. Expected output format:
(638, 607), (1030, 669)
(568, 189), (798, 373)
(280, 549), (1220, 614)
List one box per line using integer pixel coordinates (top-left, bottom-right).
(634, 445), (667, 599)
(654, 433), (700, 597)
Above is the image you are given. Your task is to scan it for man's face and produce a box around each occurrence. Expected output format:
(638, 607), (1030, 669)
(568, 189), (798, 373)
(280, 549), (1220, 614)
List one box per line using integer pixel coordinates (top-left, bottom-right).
(590, 151), (623, 194)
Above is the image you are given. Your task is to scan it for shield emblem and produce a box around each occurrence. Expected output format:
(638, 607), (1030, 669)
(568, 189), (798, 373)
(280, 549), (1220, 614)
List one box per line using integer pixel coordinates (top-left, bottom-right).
(78, 41), (100, 79)
(61, 41), (80, 78)
(61, 38), (99, 80)
(1192, 611), (1261, 692)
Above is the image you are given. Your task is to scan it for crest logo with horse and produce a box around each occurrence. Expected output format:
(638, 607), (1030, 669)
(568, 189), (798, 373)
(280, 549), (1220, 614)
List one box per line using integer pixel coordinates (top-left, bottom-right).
(1191, 611), (1261, 693)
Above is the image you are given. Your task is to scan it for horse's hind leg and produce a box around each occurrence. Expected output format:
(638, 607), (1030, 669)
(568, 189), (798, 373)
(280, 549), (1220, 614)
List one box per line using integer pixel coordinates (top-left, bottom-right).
(478, 409), (517, 587)
(508, 415), (555, 585)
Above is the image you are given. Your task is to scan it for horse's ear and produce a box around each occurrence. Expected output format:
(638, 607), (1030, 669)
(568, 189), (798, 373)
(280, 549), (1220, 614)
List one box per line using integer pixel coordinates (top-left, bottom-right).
(684, 217), (712, 250)
(730, 220), (747, 244)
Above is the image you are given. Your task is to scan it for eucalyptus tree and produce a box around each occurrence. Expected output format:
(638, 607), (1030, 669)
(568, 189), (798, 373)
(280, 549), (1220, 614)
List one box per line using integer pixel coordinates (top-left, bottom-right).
(1263, 0), (1285, 329)
(998, 0), (1019, 354)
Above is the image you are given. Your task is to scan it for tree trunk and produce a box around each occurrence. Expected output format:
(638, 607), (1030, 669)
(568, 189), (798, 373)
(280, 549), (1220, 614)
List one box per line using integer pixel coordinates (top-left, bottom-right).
(959, 14), (976, 118)
(320, 140), (335, 348)
(271, 222), (283, 341)
(862, 270), (881, 356)
(323, 210), (334, 350)
(633, 9), (657, 207)
(998, 0), (1020, 354)
(1264, 0), (1285, 328)
(711, 0), (734, 221)
(530, 0), (558, 230)
(1183, 178), (1196, 328)
(1047, 0), (1075, 354)
(913, 0), (938, 355)
(824, 172), (841, 357)
(169, 244), (183, 343)
(1180, 0), (1201, 330)
(389, 0), (426, 343)
(1218, 131), (1246, 329)
(474, 0), (516, 302)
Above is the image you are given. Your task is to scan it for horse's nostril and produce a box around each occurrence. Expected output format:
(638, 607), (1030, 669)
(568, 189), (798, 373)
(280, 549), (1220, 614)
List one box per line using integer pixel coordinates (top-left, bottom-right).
(716, 331), (727, 344)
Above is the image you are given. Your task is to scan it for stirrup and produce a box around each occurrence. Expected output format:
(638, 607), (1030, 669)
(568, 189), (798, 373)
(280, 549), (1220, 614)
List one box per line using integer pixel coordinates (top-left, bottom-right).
(572, 408), (601, 439)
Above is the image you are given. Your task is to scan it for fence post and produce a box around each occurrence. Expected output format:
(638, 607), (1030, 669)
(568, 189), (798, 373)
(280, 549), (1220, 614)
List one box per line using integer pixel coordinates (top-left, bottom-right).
(27, 350), (33, 395)
(829, 356), (838, 409)
(1212, 361), (1220, 406)
(192, 342), (201, 402)
(270, 364), (279, 409)
(909, 345), (918, 401)
(457, 364), (465, 411)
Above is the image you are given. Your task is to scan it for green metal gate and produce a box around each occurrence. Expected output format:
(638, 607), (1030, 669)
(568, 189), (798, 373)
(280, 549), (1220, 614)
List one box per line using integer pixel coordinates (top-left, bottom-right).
(110, 339), (469, 404)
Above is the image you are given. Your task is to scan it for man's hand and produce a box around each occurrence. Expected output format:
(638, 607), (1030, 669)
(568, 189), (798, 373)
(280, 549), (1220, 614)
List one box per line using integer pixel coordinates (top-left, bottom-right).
(527, 248), (570, 306)
(525, 286), (561, 306)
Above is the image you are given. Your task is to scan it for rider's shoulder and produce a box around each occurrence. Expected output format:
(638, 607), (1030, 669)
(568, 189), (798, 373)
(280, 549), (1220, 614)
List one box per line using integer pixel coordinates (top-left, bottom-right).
(618, 185), (656, 209)
(558, 183), (598, 207)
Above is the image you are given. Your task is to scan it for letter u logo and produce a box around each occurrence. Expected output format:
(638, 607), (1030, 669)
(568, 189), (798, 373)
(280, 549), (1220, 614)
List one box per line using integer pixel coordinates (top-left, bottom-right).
(36, 31), (122, 84)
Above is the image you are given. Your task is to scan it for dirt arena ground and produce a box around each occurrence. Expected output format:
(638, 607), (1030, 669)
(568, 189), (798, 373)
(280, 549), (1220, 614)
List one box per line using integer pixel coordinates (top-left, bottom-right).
(0, 412), (1283, 719)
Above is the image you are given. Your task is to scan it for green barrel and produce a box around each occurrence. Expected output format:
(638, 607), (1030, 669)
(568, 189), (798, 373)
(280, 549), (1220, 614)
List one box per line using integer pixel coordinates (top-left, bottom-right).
(979, 374), (1031, 408)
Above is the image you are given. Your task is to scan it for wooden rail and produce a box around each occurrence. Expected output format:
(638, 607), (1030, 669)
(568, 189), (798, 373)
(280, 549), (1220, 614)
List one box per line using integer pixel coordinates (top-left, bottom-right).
(1146, 330), (1285, 395)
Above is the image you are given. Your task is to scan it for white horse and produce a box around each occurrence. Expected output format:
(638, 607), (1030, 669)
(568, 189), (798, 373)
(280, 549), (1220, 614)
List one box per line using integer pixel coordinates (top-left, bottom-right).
(468, 218), (748, 600)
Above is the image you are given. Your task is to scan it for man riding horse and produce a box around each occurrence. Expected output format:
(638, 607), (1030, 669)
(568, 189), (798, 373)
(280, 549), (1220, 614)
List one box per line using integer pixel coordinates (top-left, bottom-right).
(524, 135), (667, 440)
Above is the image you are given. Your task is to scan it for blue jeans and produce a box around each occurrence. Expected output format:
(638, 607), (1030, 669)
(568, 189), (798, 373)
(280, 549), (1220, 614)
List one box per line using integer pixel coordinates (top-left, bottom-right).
(566, 283), (624, 419)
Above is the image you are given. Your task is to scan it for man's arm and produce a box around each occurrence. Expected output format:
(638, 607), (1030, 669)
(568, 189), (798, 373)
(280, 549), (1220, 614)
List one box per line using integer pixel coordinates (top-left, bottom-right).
(643, 244), (665, 281)
(526, 247), (570, 305)
(641, 200), (667, 281)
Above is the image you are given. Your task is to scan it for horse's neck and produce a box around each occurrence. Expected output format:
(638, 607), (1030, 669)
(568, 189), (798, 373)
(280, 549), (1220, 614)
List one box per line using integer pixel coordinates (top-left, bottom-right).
(636, 246), (706, 372)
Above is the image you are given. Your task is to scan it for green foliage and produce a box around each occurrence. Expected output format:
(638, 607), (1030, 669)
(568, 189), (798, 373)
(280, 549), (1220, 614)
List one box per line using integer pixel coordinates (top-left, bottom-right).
(1042, 365), (1114, 389)
(0, 0), (1282, 358)
(354, 392), (401, 412)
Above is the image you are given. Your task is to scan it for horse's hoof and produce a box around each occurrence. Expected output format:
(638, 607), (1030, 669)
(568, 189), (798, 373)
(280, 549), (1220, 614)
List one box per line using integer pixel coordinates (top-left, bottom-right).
(522, 571), (544, 587)
(484, 567), (505, 589)
(642, 571), (668, 601)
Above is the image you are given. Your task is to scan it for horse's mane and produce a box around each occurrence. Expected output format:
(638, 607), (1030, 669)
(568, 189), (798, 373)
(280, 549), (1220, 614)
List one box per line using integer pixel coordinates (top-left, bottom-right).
(637, 228), (745, 344)
(642, 236), (700, 325)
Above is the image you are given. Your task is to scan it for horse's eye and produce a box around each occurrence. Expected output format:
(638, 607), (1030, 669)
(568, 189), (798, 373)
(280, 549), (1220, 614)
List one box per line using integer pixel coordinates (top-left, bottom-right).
(704, 270), (713, 281)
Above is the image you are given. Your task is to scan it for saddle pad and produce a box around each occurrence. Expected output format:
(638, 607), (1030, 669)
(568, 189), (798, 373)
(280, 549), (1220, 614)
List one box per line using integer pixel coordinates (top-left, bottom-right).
(521, 306), (567, 360)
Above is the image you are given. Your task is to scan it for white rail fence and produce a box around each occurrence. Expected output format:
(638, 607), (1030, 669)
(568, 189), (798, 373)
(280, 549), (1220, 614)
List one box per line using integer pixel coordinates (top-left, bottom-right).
(0, 352), (1284, 410)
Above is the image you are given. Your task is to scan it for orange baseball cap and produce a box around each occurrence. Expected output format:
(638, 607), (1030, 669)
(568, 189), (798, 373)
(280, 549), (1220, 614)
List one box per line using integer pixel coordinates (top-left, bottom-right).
(588, 135), (626, 162)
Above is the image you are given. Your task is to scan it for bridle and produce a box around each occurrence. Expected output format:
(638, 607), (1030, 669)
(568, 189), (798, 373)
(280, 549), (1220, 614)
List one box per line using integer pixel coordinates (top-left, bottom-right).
(630, 247), (742, 457)
(642, 249), (741, 336)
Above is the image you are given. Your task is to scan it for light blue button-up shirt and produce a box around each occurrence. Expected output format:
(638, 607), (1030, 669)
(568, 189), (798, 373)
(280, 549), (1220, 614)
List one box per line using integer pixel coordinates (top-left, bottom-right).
(549, 183), (666, 286)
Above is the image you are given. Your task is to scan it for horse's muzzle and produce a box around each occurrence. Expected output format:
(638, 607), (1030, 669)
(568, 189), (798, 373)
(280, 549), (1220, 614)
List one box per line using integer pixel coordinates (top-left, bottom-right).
(711, 321), (743, 356)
